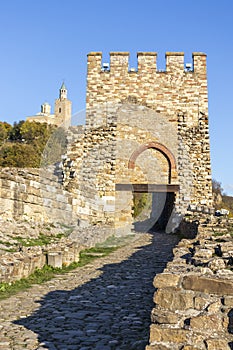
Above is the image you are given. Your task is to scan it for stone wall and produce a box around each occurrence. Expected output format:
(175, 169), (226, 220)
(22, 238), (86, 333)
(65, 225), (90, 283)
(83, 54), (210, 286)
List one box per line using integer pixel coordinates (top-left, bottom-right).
(39, 51), (213, 234)
(0, 220), (114, 283)
(86, 51), (212, 194)
(0, 242), (80, 283)
(64, 51), (212, 233)
(86, 52), (208, 130)
(146, 227), (233, 349)
(0, 51), (213, 235)
(61, 123), (116, 227)
(0, 168), (75, 224)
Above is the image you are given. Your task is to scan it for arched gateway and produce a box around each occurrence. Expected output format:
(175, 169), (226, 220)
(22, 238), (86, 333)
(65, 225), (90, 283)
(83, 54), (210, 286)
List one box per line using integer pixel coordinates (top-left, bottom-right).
(61, 51), (213, 235)
(128, 141), (177, 183)
(115, 140), (179, 232)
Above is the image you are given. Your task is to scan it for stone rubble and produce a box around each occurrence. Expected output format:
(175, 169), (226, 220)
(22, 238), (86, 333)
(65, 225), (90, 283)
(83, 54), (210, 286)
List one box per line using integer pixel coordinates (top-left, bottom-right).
(147, 224), (233, 350)
(0, 219), (114, 283)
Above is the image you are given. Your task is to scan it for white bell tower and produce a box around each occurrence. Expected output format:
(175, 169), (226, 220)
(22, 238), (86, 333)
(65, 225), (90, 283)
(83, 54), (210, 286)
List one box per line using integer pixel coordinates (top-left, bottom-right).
(59, 82), (67, 100)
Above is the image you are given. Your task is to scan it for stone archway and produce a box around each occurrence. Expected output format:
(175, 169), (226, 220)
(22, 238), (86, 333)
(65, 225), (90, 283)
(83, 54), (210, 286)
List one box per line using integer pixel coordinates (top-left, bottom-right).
(128, 141), (177, 184)
(126, 142), (178, 231)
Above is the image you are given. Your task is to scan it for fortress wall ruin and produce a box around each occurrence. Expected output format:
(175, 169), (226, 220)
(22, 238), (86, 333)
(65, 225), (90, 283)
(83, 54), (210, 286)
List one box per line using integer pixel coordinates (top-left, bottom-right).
(0, 52), (213, 234)
(65, 51), (213, 233)
(0, 168), (75, 224)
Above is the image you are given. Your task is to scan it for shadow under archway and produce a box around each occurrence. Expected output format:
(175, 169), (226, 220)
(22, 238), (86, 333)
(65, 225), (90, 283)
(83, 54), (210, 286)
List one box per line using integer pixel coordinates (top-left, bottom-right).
(14, 232), (180, 350)
(133, 192), (176, 233)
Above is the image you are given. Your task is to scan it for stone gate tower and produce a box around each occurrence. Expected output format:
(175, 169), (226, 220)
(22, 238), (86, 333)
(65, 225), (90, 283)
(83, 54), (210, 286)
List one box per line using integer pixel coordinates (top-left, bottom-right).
(64, 52), (213, 234)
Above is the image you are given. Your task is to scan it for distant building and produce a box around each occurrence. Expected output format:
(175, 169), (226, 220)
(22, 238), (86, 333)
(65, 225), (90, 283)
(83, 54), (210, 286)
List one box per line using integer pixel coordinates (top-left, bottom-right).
(27, 83), (71, 128)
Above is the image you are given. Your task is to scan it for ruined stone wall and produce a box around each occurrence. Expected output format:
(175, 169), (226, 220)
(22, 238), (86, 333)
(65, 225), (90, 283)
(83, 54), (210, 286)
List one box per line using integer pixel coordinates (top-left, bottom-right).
(57, 120), (117, 227)
(24, 51), (213, 233)
(0, 242), (80, 283)
(57, 52), (212, 233)
(0, 168), (75, 224)
(178, 112), (212, 213)
(146, 229), (233, 350)
(0, 222), (114, 284)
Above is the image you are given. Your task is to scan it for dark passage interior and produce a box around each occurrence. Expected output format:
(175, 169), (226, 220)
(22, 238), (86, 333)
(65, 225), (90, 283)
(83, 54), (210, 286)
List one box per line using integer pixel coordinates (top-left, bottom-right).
(133, 191), (176, 232)
(152, 192), (175, 230)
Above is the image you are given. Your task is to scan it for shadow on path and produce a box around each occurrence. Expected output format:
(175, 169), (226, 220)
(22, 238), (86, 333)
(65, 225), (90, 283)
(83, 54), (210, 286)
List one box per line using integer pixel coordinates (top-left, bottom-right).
(14, 232), (180, 350)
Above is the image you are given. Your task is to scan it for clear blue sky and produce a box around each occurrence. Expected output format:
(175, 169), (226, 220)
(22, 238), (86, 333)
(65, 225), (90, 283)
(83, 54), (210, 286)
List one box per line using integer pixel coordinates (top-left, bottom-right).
(0, 0), (233, 195)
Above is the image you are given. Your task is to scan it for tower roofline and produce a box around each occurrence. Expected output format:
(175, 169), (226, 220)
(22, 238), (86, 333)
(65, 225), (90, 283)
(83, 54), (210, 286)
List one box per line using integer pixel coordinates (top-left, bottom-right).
(60, 82), (67, 90)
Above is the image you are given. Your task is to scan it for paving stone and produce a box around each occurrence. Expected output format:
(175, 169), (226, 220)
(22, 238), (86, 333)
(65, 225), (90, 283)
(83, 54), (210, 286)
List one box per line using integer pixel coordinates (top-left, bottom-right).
(0, 232), (179, 349)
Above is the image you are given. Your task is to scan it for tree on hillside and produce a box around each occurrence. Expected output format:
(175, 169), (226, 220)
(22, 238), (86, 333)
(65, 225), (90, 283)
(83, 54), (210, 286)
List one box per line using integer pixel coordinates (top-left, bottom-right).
(222, 194), (233, 215)
(0, 143), (40, 167)
(8, 120), (25, 141)
(212, 179), (233, 216)
(0, 120), (57, 168)
(20, 121), (56, 152)
(0, 122), (12, 146)
(212, 179), (224, 196)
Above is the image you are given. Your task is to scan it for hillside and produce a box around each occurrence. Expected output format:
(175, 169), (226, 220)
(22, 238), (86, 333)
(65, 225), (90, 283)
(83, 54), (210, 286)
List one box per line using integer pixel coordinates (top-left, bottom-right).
(212, 179), (233, 216)
(0, 121), (57, 167)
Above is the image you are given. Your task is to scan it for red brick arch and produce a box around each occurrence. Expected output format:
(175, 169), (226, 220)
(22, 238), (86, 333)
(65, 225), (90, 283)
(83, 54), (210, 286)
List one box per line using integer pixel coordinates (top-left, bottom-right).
(128, 142), (177, 182)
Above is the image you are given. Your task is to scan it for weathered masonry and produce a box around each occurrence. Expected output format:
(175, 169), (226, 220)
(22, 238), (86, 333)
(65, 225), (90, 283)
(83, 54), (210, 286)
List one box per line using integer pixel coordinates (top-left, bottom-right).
(61, 51), (213, 234)
(0, 52), (213, 233)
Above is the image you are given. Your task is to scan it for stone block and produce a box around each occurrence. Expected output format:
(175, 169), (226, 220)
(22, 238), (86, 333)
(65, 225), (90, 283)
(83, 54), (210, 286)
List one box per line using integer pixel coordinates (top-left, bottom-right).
(182, 275), (233, 295)
(223, 296), (233, 307)
(206, 338), (230, 350)
(149, 324), (190, 343)
(151, 308), (180, 324)
(47, 252), (62, 268)
(154, 288), (194, 311)
(207, 300), (221, 313)
(153, 273), (180, 288)
(194, 295), (211, 311)
(208, 258), (225, 272)
(145, 345), (171, 350)
(190, 314), (223, 333)
(194, 248), (213, 259)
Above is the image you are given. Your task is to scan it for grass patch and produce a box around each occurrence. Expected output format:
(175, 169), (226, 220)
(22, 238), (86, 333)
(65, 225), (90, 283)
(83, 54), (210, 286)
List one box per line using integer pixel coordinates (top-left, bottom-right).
(78, 246), (117, 265)
(0, 265), (60, 299)
(2, 248), (18, 253)
(56, 233), (65, 239)
(14, 234), (53, 247)
(13, 232), (68, 247)
(0, 240), (18, 252)
(0, 245), (119, 300)
(0, 240), (12, 247)
(0, 233), (68, 252)
(213, 231), (233, 237)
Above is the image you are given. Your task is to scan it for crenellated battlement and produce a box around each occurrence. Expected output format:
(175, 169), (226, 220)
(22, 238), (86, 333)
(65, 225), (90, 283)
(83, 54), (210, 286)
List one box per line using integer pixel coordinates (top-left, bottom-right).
(86, 50), (208, 126)
(87, 51), (207, 74)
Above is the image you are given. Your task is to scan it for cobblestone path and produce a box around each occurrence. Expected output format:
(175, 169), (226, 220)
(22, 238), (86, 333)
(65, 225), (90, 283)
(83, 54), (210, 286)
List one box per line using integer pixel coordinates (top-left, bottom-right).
(0, 232), (179, 350)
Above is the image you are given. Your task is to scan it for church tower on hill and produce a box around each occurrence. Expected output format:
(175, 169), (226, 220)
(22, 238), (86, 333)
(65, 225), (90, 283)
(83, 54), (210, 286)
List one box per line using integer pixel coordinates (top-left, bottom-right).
(54, 83), (72, 128)
(26, 83), (71, 129)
